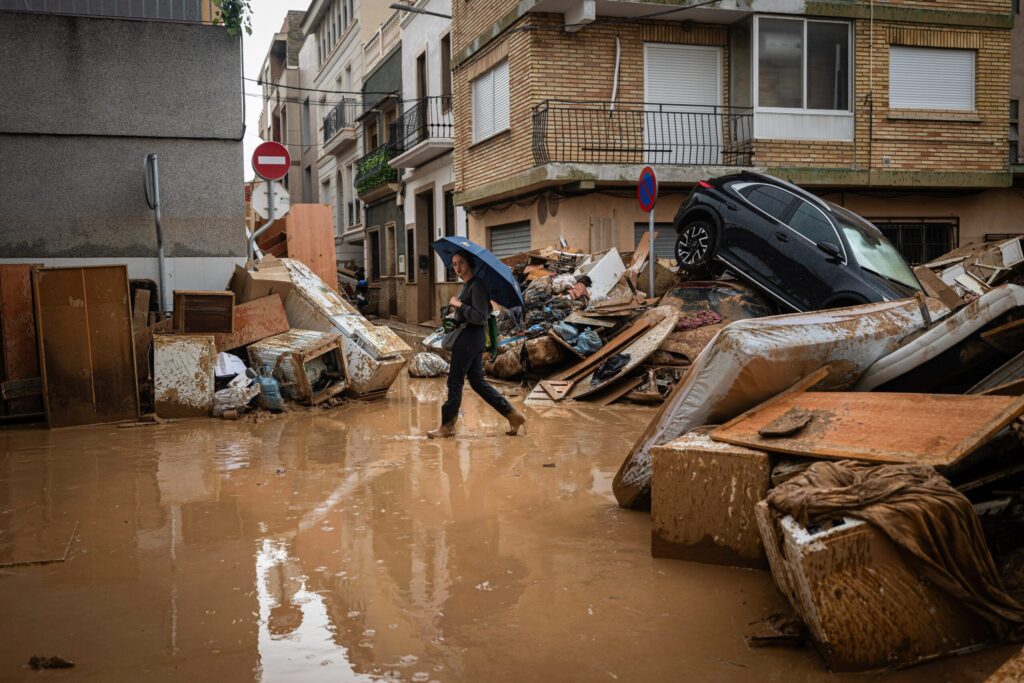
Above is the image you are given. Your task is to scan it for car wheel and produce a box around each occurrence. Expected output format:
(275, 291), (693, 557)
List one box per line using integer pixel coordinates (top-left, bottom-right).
(675, 220), (717, 274)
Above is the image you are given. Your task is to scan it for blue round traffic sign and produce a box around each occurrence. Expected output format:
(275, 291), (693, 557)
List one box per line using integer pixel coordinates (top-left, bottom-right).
(638, 166), (658, 213)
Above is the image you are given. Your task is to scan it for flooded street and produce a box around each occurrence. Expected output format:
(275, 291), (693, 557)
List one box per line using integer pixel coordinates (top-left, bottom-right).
(0, 376), (1015, 682)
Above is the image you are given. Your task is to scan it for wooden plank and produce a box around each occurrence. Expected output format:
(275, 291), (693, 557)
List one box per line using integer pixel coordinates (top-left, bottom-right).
(83, 267), (140, 425)
(969, 349), (1024, 394)
(539, 379), (575, 401)
(132, 288), (151, 329)
(35, 268), (94, 427)
(1, 377), (42, 400)
(0, 265), (43, 416)
(284, 204), (338, 292)
(592, 376), (644, 406)
(546, 329), (585, 359)
(913, 265), (962, 310)
(548, 317), (654, 383)
(980, 377), (1024, 396)
(563, 312), (617, 329)
(980, 317), (1024, 355)
(711, 391), (1024, 468)
(214, 295), (290, 352)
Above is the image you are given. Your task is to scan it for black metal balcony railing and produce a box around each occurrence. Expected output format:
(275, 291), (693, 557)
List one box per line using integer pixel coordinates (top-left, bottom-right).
(355, 143), (398, 196)
(391, 96), (454, 155)
(323, 98), (360, 143)
(532, 100), (754, 167)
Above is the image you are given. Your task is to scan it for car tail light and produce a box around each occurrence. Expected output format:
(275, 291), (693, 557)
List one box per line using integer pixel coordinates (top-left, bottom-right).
(697, 180), (712, 189)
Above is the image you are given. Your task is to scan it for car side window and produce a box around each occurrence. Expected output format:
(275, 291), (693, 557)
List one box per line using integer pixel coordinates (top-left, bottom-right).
(788, 201), (840, 247)
(737, 184), (796, 222)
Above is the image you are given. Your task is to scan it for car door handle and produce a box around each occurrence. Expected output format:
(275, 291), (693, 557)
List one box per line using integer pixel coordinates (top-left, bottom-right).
(774, 231), (790, 243)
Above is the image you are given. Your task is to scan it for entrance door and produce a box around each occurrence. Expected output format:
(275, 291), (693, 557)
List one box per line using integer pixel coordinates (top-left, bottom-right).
(415, 189), (436, 323)
(644, 44), (722, 165)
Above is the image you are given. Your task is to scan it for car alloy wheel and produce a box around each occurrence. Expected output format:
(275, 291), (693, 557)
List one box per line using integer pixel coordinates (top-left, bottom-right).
(676, 222), (711, 266)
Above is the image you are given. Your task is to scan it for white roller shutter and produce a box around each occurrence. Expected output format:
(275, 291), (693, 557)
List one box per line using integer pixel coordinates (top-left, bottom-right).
(489, 221), (532, 258)
(889, 46), (975, 111)
(634, 223), (677, 259)
(643, 44), (722, 164)
(472, 60), (510, 143)
(493, 60), (510, 133)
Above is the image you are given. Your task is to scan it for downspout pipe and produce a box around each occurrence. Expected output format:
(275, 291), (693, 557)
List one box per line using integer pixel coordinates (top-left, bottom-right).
(144, 153), (168, 314)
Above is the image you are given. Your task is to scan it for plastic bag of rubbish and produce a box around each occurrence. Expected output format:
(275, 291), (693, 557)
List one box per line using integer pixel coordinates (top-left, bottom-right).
(553, 321), (579, 343)
(408, 352), (450, 378)
(573, 328), (603, 356)
(551, 273), (577, 294)
(213, 383), (260, 417)
(215, 352), (247, 378)
(255, 366), (286, 412)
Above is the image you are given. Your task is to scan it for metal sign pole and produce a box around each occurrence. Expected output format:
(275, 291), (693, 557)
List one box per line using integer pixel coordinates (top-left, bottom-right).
(648, 208), (655, 298)
(247, 180), (277, 262)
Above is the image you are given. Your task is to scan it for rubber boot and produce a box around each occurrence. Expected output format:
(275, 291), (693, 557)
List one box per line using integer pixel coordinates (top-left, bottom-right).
(505, 408), (527, 436)
(427, 420), (456, 439)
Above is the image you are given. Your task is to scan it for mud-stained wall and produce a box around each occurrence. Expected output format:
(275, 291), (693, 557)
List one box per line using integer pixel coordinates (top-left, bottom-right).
(0, 11), (244, 259)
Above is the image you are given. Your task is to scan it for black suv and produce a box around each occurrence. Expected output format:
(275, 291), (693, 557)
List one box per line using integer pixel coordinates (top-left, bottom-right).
(672, 172), (921, 312)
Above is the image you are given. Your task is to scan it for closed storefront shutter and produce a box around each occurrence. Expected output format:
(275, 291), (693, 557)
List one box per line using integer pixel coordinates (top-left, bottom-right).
(634, 222), (677, 259)
(489, 221), (532, 258)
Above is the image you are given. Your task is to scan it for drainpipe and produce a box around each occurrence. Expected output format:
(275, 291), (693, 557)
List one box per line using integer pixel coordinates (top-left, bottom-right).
(144, 153), (169, 314)
(247, 182), (276, 262)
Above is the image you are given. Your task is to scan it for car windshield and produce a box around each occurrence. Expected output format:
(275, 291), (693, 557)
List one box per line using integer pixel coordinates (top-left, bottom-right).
(827, 202), (920, 290)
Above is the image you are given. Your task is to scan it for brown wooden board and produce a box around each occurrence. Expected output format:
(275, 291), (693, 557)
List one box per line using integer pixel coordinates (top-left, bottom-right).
(711, 392), (1024, 468)
(214, 295), (290, 352)
(35, 266), (139, 428)
(0, 264), (43, 416)
(548, 318), (654, 383)
(284, 205), (338, 292)
(173, 290), (234, 334)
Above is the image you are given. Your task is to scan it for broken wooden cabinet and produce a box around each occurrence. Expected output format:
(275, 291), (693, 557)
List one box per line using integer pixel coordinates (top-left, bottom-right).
(247, 329), (347, 405)
(172, 291), (234, 334)
(154, 334), (215, 418)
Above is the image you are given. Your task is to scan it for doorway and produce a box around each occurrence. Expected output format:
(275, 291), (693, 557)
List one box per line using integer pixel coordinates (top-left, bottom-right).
(415, 188), (436, 323)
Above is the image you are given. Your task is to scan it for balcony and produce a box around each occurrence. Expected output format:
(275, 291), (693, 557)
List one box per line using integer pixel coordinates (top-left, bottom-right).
(322, 99), (360, 154)
(355, 144), (399, 203)
(532, 100), (754, 175)
(389, 96), (454, 169)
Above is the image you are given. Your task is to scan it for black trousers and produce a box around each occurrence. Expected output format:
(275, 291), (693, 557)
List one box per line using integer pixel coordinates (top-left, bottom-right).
(441, 326), (512, 425)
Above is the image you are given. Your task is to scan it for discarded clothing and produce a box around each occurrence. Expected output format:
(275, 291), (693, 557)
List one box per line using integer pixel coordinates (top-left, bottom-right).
(573, 328), (603, 356)
(767, 460), (1024, 640)
(592, 353), (630, 385)
(676, 310), (723, 331)
(408, 352), (450, 378)
(554, 321), (580, 343)
(552, 273), (578, 294)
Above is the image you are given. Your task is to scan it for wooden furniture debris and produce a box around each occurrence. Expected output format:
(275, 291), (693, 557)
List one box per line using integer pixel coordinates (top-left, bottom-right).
(255, 204), (338, 291)
(154, 334), (215, 418)
(214, 295), (290, 352)
(980, 317), (1024, 355)
(172, 290), (234, 334)
(248, 329), (347, 405)
(755, 501), (994, 671)
(651, 431), (771, 568)
(34, 265), (139, 428)
(914, 265), (963, 310)
(0, 264), (43, 420)
(711, 391), (1024, 468)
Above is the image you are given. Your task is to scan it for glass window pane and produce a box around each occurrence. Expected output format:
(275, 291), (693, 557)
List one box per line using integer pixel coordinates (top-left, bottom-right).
(739, 184), (796, 220)
(758, 18), (803, 108)
(807, 22), (849, 110)
(789, 201), (837, 244)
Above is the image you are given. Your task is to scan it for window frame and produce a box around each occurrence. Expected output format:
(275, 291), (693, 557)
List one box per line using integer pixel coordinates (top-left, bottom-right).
(752, 15), (853, 115)
(471, 59), (511, 144)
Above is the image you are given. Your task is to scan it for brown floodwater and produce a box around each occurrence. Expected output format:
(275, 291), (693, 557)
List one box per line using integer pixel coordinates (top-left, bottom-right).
(0, 376), (1016, 681)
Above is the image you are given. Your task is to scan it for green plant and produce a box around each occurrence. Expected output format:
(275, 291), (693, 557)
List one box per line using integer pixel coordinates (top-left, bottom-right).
(355, 147), (398, 195)
(212, 0), (253, 36)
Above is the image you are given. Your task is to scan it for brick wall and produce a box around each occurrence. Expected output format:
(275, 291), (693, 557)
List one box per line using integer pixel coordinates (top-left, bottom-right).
(451, 0), (519, 56)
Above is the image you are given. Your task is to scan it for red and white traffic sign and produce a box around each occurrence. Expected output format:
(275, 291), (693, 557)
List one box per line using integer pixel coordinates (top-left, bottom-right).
(637, 166), (658, 213)
(252, 141), (291, 181)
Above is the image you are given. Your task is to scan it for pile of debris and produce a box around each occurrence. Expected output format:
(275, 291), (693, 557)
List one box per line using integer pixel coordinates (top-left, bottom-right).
(609, 238), (1024, 672)
(0, 255), (410, 428)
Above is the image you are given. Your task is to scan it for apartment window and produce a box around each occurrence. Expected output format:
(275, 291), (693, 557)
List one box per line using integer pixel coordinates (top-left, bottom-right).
(889, 47), (975, 111)
(301, 98), (310, 148)
(444, 190), (458, 281)
(1011, 100), (1019, 164)
(342, 0), (348, 27)
(472, 60), (510, 143)
(871, 218), (959, 266)
(441, 34), (452, 113)
(756, 17), (850, 111)
(303, 166), (312, 203)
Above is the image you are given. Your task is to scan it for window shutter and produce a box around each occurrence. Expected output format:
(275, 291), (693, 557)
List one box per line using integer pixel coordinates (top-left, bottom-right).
(889, 46), (975, 111)
(472, 70), (494, 142)
(493, 60), (510, 132)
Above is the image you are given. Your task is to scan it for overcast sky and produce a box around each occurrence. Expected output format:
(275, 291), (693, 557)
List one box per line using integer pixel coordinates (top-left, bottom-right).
(241, 0), (311, 182)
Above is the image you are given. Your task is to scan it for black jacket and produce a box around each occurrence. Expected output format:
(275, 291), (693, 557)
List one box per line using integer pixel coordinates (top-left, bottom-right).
(453, 277), (490, 352)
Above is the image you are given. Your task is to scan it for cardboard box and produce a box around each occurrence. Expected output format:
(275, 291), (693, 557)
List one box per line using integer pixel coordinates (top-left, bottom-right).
(651, 430), (771, 568)
(755, 501), (994, 671)
(228, 256), (292, 305)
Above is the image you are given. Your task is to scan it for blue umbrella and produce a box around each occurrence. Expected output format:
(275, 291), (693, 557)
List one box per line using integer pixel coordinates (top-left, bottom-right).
(430, 236), (525, 310)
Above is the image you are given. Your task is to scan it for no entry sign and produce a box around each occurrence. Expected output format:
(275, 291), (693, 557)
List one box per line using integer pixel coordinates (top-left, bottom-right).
(252, 141), (291, 181)
(637, 166), (658, 213)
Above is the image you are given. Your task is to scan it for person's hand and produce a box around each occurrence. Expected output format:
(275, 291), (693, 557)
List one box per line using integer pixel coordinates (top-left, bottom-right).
(449, 296), (463, 308)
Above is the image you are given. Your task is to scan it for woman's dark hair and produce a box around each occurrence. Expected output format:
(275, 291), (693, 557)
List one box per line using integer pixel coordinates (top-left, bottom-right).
(454, 250), (476, 270)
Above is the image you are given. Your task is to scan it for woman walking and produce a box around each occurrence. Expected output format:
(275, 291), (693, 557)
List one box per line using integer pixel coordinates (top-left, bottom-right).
(428, 250), (526, 439)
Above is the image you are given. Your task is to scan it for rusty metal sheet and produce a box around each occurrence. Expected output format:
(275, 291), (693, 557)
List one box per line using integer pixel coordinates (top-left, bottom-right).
(35, 266), (139, 428)
(154, 335), (215, 418)
(712, 392), (1024, 468)
(214, 295), (289, 352)
(0, 264), (43, 416)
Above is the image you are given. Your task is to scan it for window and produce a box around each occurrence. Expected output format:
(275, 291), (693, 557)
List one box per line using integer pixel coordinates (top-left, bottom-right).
(441, 34), (452, 113)
(1011, 100), (1019, 164)
(472, 60), (510, 143)
(444, 191), (458, 282)
(303, 166), (312, 204)
(301, 98), (310, 149)
(889, 47), (975, 111)
(737, 184), (795, 220)
(789, 201), (838, 245)
(406, 229), (416, 282)
(757, 18), (850, 111)
(871, 217), (959, 266)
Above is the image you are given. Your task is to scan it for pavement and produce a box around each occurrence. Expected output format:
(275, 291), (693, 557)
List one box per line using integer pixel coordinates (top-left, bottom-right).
(0, 375), (1016, 681)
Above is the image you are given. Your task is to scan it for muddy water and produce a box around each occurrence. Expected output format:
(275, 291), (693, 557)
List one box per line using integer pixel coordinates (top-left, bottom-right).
(0, 376), (1015, 681)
